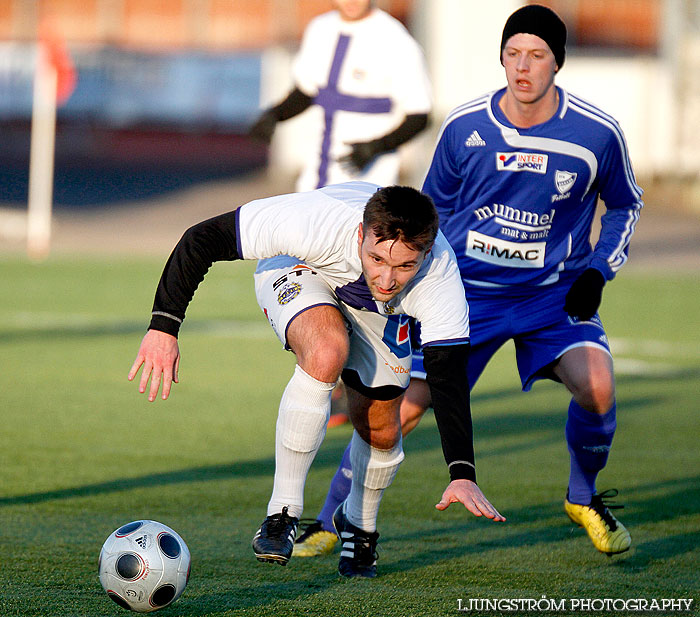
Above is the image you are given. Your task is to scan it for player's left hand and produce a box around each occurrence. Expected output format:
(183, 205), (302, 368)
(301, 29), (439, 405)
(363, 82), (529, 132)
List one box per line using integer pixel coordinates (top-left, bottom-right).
(564, 268), (606, 321)
(339, 140), (382, 173)
(436, 479), (506, 521)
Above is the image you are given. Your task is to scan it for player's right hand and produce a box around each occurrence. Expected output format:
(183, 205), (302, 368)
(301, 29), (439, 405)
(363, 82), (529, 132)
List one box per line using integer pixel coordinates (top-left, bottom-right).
(128, 329), (180, 402)
(436, 479), (506, 521)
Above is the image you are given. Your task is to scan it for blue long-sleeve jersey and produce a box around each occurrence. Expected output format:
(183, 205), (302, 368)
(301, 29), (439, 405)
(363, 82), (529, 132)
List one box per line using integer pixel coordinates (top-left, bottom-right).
(422, 87), (643, 288)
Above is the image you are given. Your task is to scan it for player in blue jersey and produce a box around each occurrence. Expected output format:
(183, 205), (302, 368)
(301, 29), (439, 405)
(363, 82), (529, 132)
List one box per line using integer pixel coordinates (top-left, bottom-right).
(294, 4), (643, 559)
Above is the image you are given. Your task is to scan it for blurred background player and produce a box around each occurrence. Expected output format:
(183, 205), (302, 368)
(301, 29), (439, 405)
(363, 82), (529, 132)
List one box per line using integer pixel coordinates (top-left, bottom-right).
(294, 4), (642, 560)
(248, 0), (432, 192)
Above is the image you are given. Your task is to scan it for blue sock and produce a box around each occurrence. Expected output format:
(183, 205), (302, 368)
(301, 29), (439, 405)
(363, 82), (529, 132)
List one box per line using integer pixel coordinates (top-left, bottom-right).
(566, 400), (617, 505)
(318, 442), (353, 531)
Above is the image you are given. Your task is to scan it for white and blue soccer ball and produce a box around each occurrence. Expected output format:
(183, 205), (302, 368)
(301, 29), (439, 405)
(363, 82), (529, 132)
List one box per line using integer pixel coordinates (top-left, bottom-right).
(98, 520), (191, 613)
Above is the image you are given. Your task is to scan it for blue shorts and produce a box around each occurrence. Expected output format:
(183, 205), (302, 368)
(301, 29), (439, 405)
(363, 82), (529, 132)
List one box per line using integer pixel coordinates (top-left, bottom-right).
(412, 278), (611, 392)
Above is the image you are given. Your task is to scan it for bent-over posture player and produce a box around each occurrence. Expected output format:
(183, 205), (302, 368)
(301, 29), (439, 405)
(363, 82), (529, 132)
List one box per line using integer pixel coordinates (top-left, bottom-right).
(129, 182), (504, 579)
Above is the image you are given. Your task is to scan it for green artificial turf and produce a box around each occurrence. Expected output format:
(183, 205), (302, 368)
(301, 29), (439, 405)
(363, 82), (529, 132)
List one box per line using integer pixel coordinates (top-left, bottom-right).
(1, 257), (698, 616)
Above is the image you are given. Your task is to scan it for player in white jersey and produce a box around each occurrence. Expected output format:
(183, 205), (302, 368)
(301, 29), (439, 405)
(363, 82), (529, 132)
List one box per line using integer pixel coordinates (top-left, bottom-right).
(249, 0), (432, 191)
(128, 182), (504, 578)
(295, 5), (642, 560)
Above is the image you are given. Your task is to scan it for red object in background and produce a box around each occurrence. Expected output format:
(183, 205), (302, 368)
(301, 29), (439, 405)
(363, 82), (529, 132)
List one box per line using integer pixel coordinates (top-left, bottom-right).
(39, 22), (77, 104)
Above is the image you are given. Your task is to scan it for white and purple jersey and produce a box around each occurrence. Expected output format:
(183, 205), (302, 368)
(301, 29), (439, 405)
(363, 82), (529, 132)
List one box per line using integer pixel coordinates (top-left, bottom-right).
(237, 182), (469, 348)
(292, 9), (432, 191)
(423, 87), (643, 289)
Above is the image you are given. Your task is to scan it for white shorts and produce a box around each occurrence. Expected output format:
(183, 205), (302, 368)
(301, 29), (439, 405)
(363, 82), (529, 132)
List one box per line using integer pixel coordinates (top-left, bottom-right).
(254, 256), (413, 397)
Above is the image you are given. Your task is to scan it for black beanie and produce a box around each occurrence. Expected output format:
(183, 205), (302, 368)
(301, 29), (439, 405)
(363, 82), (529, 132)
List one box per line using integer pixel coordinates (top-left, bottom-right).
(500, 4), (567, 69)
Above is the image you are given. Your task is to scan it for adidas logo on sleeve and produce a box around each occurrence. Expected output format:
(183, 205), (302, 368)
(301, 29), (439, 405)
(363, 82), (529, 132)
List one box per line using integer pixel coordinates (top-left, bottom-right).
(464, 130), (486, 147)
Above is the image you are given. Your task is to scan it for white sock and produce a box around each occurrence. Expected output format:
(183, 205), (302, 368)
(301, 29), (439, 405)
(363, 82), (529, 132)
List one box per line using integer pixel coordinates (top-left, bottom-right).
(267, 365), (335, 518)
(345, 431), (404, 532)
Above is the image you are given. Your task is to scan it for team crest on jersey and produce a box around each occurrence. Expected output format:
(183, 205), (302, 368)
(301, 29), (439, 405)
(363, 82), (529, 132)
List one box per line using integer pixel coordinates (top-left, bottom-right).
(277, 282), (302, 305)
(555, 170), (577, 193)
(496, 152), (548, 174)
(382, 315), (411, 359)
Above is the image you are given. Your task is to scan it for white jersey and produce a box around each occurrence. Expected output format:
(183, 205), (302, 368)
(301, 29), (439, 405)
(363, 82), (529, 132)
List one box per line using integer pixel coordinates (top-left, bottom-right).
(237, 182), (469, 347)
(292, 9), (432, 191)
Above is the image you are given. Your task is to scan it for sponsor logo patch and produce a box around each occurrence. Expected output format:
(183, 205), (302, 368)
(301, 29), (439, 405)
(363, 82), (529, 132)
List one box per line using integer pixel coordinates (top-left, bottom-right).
(277, 282), (302, 305)
(496, 152), (548, 174)
(466, 230), (545, 268)
(383, 361), (411, 374)
(382, 314), (412, 359)
(272, 265), (316, 290)
(474, 203), (555, 240)
(464, 130), (486, 147)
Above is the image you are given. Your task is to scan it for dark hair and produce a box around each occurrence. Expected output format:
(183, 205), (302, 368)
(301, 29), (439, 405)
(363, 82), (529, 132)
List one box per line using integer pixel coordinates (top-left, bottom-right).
(362, 185), (438, 253)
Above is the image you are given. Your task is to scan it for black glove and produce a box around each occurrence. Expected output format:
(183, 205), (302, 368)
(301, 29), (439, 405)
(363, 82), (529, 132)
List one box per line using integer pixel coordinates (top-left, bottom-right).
(564, 268), (606, 320)
(248, 110), (278, 144)
(338, 140), (383, 173)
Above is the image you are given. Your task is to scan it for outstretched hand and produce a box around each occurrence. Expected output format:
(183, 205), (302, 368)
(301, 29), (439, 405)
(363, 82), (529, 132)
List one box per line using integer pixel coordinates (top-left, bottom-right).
(436, 479), (506, 521)
(128, 329), (180, 402)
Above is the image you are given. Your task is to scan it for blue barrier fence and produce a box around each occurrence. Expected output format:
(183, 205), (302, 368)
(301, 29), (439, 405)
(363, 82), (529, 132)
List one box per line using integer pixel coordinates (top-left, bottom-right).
(0, 43), (263, 129)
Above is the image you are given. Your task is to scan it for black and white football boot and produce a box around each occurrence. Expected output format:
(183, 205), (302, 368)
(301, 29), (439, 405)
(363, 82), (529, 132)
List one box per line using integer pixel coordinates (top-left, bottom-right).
(252, 506), (299, 566)
(333, 502), (379, 578)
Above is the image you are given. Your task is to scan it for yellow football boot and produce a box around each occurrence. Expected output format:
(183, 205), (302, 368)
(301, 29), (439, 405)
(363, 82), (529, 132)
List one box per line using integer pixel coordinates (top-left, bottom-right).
(292, 520), (338, 557)
(565, 489), (631, 555)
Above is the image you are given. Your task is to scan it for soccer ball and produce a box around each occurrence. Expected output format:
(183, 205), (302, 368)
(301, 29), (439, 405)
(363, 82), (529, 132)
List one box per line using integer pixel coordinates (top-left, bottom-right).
(98, 520), (191, 612)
